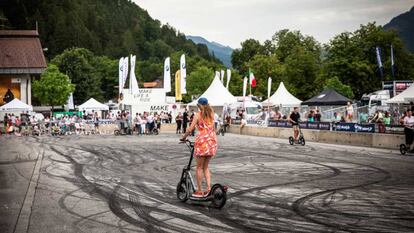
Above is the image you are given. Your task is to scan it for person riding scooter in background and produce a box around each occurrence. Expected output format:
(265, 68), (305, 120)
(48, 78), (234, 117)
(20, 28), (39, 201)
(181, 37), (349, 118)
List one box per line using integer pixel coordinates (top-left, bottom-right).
(288, 107), (301, 142)
(181, 97), (217, 198)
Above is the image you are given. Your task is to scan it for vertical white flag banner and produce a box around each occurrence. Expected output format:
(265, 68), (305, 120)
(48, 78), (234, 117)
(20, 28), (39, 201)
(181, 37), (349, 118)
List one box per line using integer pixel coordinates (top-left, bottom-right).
(164, 57), (171, 92)
(122, 57), (129, 91)
(129, 55), (139, 95)
(215, 71), (220, 80)
(67, 92), (74, 110)
(226, 69), (231, 89)
(118, 57), (124, 94)
(242, 77), (248, 98)
(267, 77), (272, 99)
(180, 54), (187, 94)
(220, 70), (225, 83)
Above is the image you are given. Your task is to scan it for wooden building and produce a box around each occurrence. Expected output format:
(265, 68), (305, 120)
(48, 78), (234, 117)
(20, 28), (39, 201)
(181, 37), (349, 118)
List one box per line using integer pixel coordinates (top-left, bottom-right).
(0, 30), (47, 106)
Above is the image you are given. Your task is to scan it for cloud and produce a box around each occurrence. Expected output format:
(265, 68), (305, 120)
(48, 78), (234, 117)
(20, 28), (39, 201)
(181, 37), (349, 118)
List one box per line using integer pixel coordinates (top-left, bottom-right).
(134, 0), (414, 48)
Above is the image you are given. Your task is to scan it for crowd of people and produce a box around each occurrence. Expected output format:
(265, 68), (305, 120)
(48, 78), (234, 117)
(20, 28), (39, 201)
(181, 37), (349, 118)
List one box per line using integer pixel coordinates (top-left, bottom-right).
(0, 110), (175, 137)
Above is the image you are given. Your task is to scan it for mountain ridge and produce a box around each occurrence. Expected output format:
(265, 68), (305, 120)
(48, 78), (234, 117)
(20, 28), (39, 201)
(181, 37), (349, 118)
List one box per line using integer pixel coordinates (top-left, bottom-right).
(186, 35), (233, 67)
(384, 6), (414, 52)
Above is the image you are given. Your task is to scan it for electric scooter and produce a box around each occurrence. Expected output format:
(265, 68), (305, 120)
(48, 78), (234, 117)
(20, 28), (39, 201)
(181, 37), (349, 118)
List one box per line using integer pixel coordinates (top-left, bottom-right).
(289, 124), (305, 146)
(176, 139), (228, 209)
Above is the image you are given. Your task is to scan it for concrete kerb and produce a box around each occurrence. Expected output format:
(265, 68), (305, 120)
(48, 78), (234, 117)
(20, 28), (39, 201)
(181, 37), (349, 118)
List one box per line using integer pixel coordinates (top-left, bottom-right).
(227, 125), (403, 150)
(13, 147), (44, 233)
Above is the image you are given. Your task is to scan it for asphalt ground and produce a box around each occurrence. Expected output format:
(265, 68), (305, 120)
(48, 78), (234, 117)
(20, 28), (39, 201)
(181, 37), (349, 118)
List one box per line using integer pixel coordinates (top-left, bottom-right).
(0, 132), (413, 233)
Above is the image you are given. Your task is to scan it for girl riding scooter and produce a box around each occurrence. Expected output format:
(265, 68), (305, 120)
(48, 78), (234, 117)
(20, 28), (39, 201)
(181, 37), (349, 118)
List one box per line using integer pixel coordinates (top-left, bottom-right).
(180, 97), (217, 198)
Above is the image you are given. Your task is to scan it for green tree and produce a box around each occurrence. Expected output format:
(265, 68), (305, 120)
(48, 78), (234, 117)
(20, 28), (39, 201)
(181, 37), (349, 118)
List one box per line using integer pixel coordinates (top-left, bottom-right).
(52, 48), (103, 105)
(231, 39), (265, 73)
(246, 54), (285, 98)
(186, 66), (214, 97)
(323, 76), (354, 99)
(32, 64), (75, 112)
(325, 22), (414, 98)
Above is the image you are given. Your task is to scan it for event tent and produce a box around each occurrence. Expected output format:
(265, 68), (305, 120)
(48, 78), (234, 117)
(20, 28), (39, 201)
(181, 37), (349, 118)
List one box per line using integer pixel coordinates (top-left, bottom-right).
(386, 84), (414, 104)
(0, 98), (33, 112)
(302, 89), (350, 106)
(78, 98), (109, 111)
(262, 82), (301, 106)
(188, 75), (237, 106)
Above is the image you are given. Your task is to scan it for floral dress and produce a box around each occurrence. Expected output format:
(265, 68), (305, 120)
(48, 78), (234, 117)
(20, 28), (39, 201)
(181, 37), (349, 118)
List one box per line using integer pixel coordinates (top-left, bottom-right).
(194, 113), (217, 157)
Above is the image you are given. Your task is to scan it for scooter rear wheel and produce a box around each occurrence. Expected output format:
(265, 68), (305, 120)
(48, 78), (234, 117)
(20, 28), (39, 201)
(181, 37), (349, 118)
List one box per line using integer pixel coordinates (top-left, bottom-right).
(300, 137), (305, 146)
(114, 130), (120, 136)
(211, 185), (227, 209)
(400, 144), (407, 155)
(176, 179), (188, 202)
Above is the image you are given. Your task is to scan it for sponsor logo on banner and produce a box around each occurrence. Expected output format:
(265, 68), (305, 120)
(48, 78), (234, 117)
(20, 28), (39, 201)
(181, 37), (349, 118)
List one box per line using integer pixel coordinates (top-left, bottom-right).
(334, 123), (355, 132)
(355, 123), (375, 133)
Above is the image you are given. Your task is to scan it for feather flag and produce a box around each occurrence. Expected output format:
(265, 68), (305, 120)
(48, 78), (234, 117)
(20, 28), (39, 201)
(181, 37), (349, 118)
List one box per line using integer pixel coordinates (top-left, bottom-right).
(129, 55), (139, 95)
(243, 77), (248, 98)
(175, 70), (182, 101)
(118, 57), (124, 95)
(180, 54), (187, 94)
(226, 69), (231, 89)
(122, 56), (129, 91)
(267, 77), (272, 99)
(391, 44), (395, 79)
(164, 57), (171, 92)
(375, 46), (384, 78)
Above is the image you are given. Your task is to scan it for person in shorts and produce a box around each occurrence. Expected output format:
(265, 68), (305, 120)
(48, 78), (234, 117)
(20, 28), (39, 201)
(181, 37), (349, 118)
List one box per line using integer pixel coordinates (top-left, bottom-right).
(288, 107), (301, 142)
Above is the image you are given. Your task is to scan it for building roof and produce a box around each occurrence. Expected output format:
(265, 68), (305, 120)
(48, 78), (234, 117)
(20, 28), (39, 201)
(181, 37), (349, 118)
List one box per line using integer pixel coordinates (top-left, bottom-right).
(0, 30), (47, 74)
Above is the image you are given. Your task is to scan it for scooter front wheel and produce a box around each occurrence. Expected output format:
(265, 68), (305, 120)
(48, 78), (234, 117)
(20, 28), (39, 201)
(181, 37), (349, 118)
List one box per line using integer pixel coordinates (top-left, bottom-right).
(176, 179), (188, 202)
(114, 130), (120, 136)
(400, 144), (407, 155)
(300, 137), (305, 146)
(289, 136), (294, 145)
(211, 185), (227, 209)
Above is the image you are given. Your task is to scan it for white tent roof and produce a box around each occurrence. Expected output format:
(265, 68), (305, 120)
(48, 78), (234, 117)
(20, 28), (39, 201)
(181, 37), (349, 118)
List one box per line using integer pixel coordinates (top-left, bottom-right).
(0, 98), (33, 112)
(263, 82), (302, 106)
(78, 98), (109, 111)
(188, 76), (237, 106)
(386, 84), (414, 104)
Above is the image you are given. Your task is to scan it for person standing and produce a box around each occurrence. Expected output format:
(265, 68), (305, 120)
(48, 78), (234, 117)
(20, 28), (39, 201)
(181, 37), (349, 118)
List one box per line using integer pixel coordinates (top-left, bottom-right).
(403, 110), (414, 151)
(214, 112), (219, 131)
(315, 109), (321, 122)
(175, 112), (183, 134)
(182, 109), (189, 133)
(346, 102), (354, 122)
(180, 98), (217, 197)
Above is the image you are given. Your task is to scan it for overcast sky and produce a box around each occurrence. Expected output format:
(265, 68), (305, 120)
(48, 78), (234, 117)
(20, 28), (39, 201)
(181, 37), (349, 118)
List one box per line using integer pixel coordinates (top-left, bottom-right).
(133, 0), (414, 48)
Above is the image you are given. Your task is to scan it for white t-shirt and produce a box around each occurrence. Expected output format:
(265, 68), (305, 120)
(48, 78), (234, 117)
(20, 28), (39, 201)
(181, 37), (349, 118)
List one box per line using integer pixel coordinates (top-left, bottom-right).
(147, 115), (154, 123)
(404, 116), (414, 127)
(214, 113), (219, 123)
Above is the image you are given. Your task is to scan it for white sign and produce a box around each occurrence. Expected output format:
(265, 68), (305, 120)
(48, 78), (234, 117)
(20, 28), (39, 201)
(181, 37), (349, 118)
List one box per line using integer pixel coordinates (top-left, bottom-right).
(11, 78), (21, 83)
(122, 88), (166, 104)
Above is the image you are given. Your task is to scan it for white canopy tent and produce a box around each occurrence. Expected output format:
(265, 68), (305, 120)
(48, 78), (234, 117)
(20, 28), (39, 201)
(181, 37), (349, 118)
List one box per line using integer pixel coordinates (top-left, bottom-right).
(188, 75), (237, 106)
(78, 98), (109, 111)
(263, 82), (301, 106)
(0, 98), (33, 112)
(386, 84), (414, 104)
